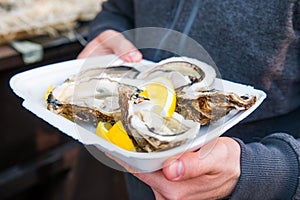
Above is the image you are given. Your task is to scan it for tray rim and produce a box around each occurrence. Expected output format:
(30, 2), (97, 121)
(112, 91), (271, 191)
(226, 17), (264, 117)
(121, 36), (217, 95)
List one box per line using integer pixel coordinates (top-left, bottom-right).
(9, 55), (267, 169)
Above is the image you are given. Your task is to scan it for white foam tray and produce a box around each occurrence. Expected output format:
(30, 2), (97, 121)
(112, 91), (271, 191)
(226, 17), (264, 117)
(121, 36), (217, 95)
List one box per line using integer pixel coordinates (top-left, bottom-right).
(10, 55), (266, 172)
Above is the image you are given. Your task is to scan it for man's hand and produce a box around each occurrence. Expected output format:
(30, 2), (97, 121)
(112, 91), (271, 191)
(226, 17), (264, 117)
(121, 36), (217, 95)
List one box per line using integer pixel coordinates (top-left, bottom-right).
(77, 29), (142, 62)
(133, 137), (241, 200)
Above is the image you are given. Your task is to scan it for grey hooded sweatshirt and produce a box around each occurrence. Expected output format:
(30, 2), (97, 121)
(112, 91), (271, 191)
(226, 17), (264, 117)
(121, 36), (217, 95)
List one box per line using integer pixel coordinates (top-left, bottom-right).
(87, 0), (300, 199)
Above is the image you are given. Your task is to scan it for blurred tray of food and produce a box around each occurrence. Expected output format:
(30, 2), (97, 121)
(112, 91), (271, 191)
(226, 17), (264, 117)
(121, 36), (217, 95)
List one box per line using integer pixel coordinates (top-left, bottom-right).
(0, 0), (102, 44)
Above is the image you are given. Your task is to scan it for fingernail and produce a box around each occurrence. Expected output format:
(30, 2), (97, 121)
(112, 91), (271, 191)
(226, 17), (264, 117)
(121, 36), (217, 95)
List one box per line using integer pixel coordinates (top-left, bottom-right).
(129, 50), (141, 61)
(167, 160), (183, 180)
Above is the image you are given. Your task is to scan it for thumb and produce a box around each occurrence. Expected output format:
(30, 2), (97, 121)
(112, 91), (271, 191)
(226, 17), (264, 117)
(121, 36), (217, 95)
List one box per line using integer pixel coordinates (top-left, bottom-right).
(162, 152), (200, 181)
(101, 30), (143, 62)
(162, 139), (218, 181)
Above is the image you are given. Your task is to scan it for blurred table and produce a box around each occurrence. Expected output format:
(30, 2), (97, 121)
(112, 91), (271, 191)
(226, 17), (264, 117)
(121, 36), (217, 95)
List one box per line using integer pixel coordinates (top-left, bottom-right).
(0, 23), (128, 200)
(0, 23), (88, 71)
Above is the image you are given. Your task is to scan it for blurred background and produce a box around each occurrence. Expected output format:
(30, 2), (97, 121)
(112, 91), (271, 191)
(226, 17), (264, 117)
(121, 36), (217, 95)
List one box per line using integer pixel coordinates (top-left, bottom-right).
(0, 0), (128, 199)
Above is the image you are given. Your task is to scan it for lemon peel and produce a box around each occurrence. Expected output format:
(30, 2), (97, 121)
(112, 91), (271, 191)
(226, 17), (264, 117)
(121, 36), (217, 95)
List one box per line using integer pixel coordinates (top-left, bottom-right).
(96, 121), (135, 152)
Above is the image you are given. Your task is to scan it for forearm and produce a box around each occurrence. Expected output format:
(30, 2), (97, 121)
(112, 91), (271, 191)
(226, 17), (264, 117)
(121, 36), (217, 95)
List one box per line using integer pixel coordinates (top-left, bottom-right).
(88, 0), (134, 41)
(231, 133), (300, 199)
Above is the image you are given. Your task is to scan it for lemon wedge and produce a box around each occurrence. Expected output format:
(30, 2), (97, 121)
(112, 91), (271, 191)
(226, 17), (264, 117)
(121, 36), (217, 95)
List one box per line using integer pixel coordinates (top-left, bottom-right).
(96, 122), (112, 141)
(139, 77), (176, 117)
(96, 120), (135, 151)
(44, 85), (53, 101)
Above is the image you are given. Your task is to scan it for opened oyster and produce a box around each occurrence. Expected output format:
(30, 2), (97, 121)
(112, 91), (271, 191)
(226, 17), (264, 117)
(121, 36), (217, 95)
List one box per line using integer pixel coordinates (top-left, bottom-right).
(46, 56), (257, 152)
(118, 85), (200, 152)
(138, 57), (216, 90)
(47, 65), (141, 126)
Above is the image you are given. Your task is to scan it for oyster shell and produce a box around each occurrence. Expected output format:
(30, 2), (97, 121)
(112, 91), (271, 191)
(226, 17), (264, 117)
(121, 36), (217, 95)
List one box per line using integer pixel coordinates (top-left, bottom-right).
(46, 65), (142, 125)
(67, 65), (140, 82)
(47, 78), (122, 126)
(118, 85), (200, 152)
(138, 57), (217, 90)
(175, 89), (257, 125)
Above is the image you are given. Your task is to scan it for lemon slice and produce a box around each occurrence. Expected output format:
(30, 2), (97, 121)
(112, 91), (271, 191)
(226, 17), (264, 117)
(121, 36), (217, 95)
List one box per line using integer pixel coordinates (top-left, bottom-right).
(139, 77), (176, 117)
(96, 121), (135, 151)
(96, 121), (112, 141)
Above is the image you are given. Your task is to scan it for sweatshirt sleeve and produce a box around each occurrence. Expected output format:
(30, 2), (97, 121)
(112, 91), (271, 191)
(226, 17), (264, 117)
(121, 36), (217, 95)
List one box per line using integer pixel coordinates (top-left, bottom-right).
(231, 133), (300, 200)
(88, 0), (134, 41)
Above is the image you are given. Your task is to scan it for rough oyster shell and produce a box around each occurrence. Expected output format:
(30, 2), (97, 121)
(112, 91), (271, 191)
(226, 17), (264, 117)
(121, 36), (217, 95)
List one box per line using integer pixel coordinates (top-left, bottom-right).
(176, 89), (257, 125)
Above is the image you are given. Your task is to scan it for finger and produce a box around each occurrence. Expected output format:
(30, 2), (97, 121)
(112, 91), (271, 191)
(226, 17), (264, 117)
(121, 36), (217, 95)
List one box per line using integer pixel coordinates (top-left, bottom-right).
(77, 30), (142, 62)
(122, 49), (143, 63)
(77, 39), (113, 58)
(100, 30), (143, 62)
(133, 170), (174, 193)
(110, 40), (142, 62)
(105, 153), (176, 198)
(163, 139), (220, 181)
